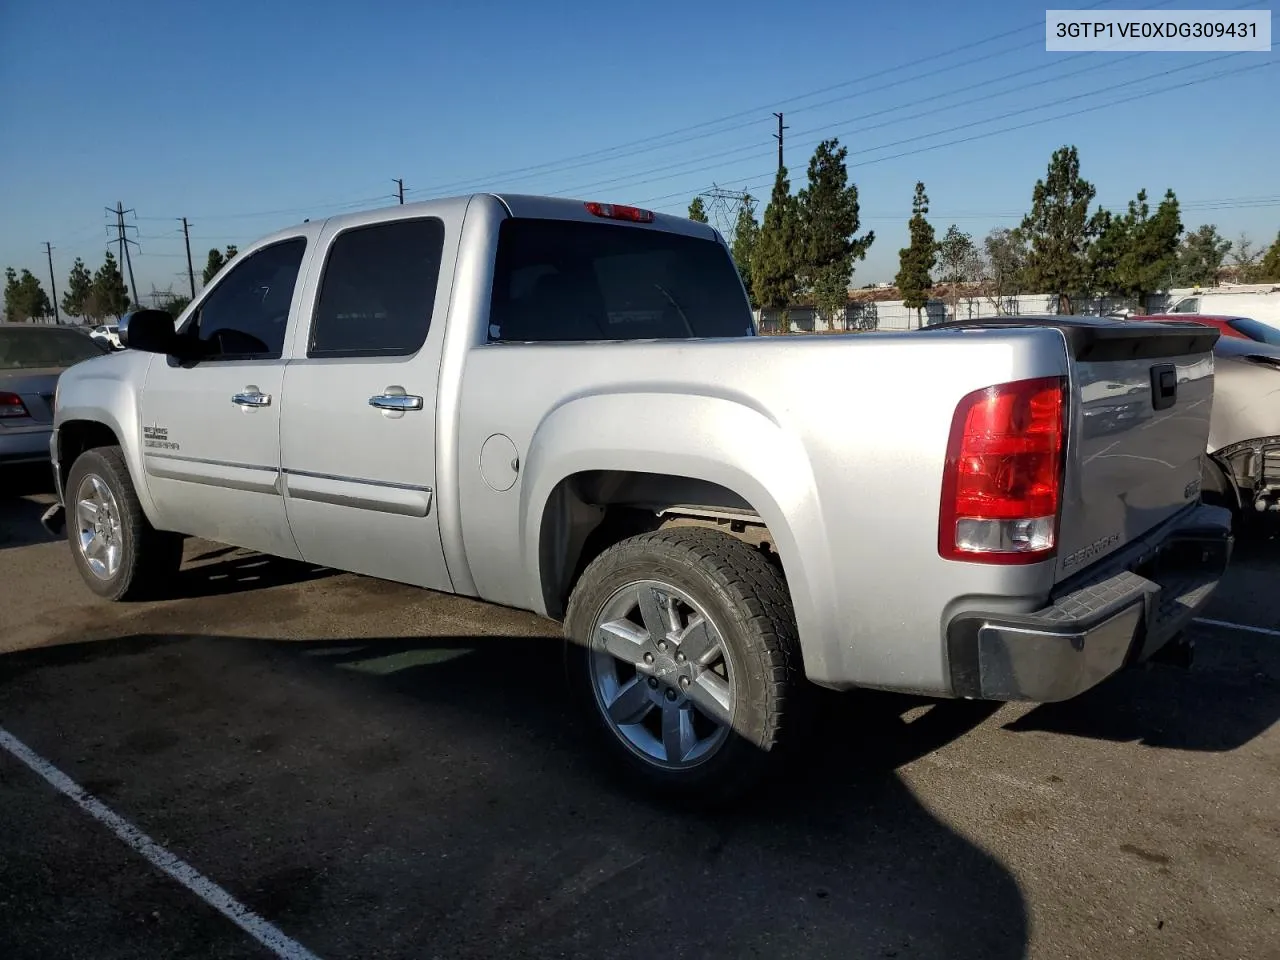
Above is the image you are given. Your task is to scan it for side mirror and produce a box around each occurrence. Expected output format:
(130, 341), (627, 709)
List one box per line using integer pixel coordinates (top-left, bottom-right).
(119, 309), (180, 356)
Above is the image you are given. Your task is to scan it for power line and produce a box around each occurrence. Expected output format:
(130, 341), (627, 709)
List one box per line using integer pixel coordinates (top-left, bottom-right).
(407, 0), (1125, 198)
(634, 58), (1274, 208)
(549, 49), (1155, 199)
(562, 52), (1245, 201)
(633, 59), (1277, 207)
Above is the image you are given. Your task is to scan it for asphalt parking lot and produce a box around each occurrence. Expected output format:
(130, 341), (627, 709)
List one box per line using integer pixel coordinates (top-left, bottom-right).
(2, 474), (1278, 960)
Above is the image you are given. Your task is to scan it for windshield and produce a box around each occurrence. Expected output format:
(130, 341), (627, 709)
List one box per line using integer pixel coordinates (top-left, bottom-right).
(1229, 317), (1280, 346)
(0, 327), (107, 370)
(489, 218), (752, 341)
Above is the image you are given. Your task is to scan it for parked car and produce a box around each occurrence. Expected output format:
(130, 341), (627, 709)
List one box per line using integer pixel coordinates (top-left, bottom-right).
(1, 323), (108, 470)
(89, 324), (123, 350)
(1142, 313), (1280, 347)
(41, 195), (1232, 803)
(1196, 335), (1280, 522)
(1165, 291), (1280, 330)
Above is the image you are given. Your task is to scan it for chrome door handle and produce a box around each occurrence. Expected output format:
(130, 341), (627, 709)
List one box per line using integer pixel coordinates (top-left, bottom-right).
(231, 389), (271, 407)
(369, 393), (423, 411)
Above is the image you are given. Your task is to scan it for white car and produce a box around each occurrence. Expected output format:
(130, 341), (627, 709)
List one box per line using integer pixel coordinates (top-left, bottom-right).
(89, 324), (123, 350)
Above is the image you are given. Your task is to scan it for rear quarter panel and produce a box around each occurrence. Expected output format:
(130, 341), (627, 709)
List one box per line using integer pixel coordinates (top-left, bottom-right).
(455, 329), (1071, 695)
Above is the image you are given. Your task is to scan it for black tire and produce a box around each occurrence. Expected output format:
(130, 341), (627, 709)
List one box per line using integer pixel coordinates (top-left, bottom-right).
(564, 527), (808, 807)
(65, 445), (183, 601)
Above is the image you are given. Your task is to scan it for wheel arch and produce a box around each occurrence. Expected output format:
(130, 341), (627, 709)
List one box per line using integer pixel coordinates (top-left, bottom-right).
(55, 366), (160, 525)
(519, 391), (839, 680)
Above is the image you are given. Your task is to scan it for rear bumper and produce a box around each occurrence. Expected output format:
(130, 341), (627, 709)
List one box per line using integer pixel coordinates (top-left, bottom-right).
(945, 503), (1233, 702)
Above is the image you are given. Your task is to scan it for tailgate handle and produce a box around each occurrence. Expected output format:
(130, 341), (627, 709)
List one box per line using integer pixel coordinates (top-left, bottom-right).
(1150, 363), (1178, 411)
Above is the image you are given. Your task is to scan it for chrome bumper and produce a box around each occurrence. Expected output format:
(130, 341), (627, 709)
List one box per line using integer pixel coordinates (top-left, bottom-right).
(945, 503), (1233, 702)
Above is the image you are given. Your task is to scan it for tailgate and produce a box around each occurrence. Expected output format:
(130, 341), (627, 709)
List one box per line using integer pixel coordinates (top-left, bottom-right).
(1055, 320), (1217, 580)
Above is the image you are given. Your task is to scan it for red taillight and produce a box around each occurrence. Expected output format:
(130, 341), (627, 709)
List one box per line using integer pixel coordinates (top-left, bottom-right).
(939, 376), (1066, 564)
(0, 391), (30, 418)
(584, 201), (655, 223)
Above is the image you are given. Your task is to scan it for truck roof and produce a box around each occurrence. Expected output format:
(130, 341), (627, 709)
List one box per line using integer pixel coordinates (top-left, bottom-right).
(269, 193), (722, 246)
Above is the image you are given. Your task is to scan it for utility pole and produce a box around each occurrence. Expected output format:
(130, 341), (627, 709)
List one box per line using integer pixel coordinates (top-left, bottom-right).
(44, 242), (61, 324)
(772, 112), (789, 172)
(179, 217), (196, 297)
(394, 178), (405, 204)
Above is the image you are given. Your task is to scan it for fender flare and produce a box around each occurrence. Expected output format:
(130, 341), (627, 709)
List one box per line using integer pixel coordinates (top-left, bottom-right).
(519, 388), (841, 678)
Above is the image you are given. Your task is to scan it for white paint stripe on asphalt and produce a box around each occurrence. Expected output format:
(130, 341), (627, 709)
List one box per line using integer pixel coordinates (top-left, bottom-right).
(0, 727), (323, 960)
(1193, 617), (1280, 639)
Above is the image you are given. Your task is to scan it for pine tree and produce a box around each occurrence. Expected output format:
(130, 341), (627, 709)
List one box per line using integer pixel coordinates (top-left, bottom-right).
(796, 138), (874, 329)
(1175, 224), (1233, 287)
(3, 268), (19, 322)
(687, 196), (709, 223)
(1019, 146), (1097, 314)
(751, 167), (800, 328)
(202, 244), (238, 286)
(61, 257), (94, 320)
(894, 182), (936, 325)
(1092, 189), (1182, 307)
(730, 196), (760, 309)
(1118, 189), (1182, 307)
(2, 267), (52, 322)
(1089, 209), (1128, 296)
(1257, 230), (1280, 282)
(92, 252), (131, 319)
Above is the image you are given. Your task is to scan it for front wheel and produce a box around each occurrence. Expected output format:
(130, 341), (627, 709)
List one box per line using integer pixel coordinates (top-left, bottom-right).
(564, 527), (808, 806)
(65, 445), (183, 601)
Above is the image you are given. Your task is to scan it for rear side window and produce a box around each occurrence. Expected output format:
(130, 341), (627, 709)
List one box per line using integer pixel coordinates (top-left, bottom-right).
(1170, 298), (1200, 314)
(488, 218), (752, 342)
(1230, 317), (1280, 346)
(0, 327), (106, 370)
(309, 218), (445, 358)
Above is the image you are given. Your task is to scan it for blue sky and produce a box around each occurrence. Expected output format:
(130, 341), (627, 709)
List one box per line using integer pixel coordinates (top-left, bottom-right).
(1, 0), (1276, 298)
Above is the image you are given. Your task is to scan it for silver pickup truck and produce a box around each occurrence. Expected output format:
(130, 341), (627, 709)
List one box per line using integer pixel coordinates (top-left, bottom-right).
(43, 194), (1232, 802)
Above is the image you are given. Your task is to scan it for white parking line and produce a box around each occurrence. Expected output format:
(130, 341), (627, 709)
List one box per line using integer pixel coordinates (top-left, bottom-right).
(1193, 617), (1280, 639)
(0, 727), (323, 960)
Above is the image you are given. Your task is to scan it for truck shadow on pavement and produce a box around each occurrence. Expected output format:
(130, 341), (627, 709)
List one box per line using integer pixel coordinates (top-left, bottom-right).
(1004, 632), (1280, 751)
(0, 631), (1029, 960)
(173, 548), (334, 598)
(0, 492), (59, 551)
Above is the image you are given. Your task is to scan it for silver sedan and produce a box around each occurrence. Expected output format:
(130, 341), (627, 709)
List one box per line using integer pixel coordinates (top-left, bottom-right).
(1, 323), (108, 469)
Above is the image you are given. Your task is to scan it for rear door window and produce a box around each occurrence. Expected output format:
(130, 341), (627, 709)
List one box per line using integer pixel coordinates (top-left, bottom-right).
(1229, 317), (1280, 346)
(309, 218), (446, 358)
(488, 218), (752, 342)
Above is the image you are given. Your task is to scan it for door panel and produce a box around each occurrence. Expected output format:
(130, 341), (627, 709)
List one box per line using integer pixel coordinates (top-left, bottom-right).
(139, 235), (310, 557)
(141, 360), (296, 556)
(280, 213), (458, 591)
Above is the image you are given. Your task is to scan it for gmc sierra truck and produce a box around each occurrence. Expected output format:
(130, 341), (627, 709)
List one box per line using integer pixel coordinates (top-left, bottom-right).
(43, 194), (1232, 802)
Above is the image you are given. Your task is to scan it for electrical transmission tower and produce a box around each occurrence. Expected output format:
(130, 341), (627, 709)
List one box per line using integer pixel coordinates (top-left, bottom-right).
(699, 184), (757, 246)
(105, 202), (141, 306)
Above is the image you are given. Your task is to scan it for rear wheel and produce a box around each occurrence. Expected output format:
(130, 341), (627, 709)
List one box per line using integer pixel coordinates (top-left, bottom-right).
(565, 527), (807, 806)
(65, 445), (183, 601)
